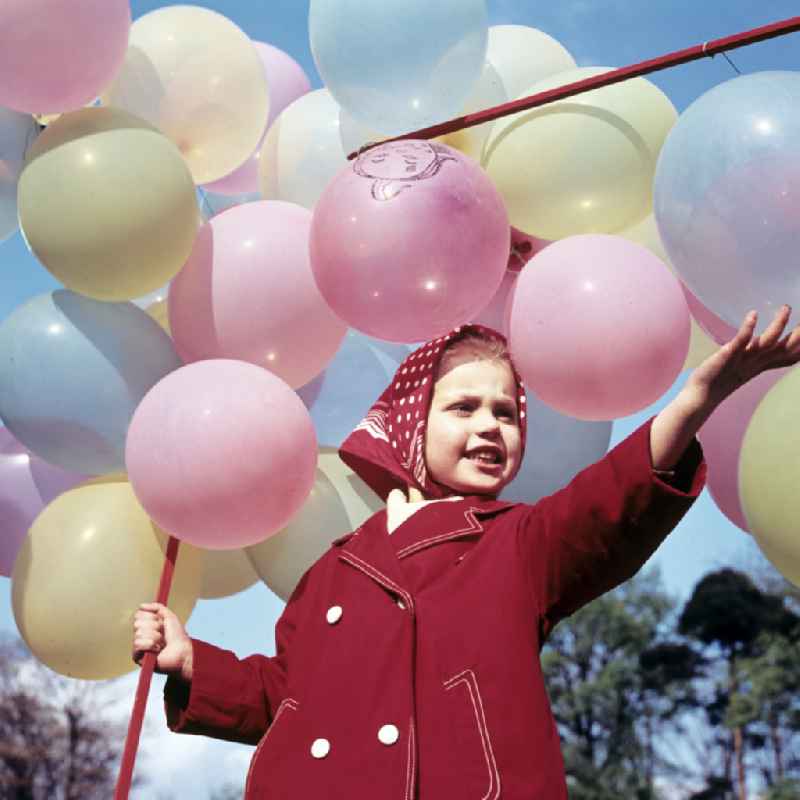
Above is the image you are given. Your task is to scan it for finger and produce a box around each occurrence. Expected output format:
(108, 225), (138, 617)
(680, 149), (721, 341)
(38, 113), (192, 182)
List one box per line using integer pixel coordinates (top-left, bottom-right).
(756, 305), (791, 350)
(732, 311), (758, 353)
(139, 602), (165, 612)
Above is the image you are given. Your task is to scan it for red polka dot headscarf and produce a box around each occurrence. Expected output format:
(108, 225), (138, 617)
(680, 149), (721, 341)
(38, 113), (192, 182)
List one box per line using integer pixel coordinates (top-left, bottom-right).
(338, 324), (528, 500)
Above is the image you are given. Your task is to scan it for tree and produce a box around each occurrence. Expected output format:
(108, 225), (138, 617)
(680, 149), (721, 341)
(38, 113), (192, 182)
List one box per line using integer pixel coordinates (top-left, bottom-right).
(542, 567), (694, 799)
(678, 568), (800, 800)
(0, 636), (143, 799)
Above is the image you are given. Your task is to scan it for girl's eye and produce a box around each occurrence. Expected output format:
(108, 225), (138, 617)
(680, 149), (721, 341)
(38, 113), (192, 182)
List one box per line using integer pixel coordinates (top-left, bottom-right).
(451, 404), (472, 415)
(496, 408), (517, 421)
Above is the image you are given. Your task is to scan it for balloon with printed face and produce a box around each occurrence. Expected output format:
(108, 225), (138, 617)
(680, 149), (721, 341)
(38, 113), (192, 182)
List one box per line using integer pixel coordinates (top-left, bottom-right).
(509, 234), (690, 420)
(0, 0), (130, 114)
(169, 201), (346, 389)
(310, 140), (509, 342)
(101, 6), (269, 184)
(654, 71), (800, 334)
(125, 359), (317, 549)
(309, 0), (488, 135)
(0, 291), (182, 475)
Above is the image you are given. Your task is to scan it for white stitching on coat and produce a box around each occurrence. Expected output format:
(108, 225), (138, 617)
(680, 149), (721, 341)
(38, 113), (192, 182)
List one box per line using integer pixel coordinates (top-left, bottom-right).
(339, 551), (415, 614)
(405, 717), (416, 800)
(244, 698), (298, 797)
(396, 508), (484, 559)
(443, 670), (501, 800)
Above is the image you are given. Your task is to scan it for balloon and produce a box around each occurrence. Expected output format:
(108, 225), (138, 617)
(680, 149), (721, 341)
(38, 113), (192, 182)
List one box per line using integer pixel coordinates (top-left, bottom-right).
(485, 67), (677, 240)
(169, 202), (347, 389)
(18, 107), (198, 301)
(698, 369), (788, 534)
(198, 548), (259, 599)
(654, 72), (800, 333)
(12, 475), (202, 679)
(617, 213), (728, 371)
(145, 299), (170, 335)
(259, 89), (350, 209)
(297, 330), (408, 446)
(310, 140), (509, 341)
(0, 291), (182, 474)
(0, 428), (88, 577)
(0, 108), (39, 243)
(309, 0), (488, 135)
(509, 234), (690, 420)
(0, 0), (130, 114)
(101, 6), (269, 184)
(126, 359), (317, 549)
(339, 61), (508, 165)
(486, 25), (576, 105)
(500, 391), (612, 503)
(247, 446), (383, 601)
(203, 42), (311, 196)
(739, 366), (800, 586)
(682, 285), (738, 346)
(471, 226), (550, 334)
(198, 188), (261, 221)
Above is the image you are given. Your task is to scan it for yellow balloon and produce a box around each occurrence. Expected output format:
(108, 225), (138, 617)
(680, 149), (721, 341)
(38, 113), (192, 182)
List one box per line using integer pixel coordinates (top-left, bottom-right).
(484, 67), (677, 240)
(739, 367), (800, 587)
(18, 107), (198, 301)
(247, 447), (383, 601)
(146, 298), (171, 335)
(102, 6), (269, 184)
(199, 548), (259, 599)
(618, 214), (718, 371)
(11, 476), (202, 679)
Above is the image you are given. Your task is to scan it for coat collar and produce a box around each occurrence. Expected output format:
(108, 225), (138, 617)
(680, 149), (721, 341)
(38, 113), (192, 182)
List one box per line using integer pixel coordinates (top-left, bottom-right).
(332, 497), (517, 610)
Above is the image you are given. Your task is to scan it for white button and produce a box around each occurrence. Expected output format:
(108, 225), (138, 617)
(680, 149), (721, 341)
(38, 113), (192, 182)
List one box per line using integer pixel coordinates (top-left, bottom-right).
(396, 599), (406, 610)
(326, 605), (343, 624)
(310, 738), (330, 758)
(378, 724), (400, 745)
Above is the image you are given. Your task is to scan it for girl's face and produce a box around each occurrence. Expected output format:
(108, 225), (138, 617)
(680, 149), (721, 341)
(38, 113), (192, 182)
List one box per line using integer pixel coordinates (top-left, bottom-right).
(424, 358), (522, 496)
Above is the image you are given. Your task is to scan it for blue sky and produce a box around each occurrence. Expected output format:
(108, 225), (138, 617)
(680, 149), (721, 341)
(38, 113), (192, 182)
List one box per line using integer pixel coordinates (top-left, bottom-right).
(1, 1), (798, 797)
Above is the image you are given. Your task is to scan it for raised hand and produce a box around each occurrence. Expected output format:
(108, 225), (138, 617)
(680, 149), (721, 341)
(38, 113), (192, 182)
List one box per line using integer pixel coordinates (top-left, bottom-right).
(686, 305), (800, 408)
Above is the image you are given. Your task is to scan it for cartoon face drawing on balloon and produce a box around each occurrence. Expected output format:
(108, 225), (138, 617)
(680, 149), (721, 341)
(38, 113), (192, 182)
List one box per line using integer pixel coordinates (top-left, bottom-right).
(353, 141), (457, 201)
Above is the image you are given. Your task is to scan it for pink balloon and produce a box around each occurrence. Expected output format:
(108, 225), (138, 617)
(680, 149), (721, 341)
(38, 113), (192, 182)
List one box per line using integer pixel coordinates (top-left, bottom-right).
(0, 0), (131, 113)
(125, 360), (317, 549)
(472, 226), (550, 334)
(509, 234), (690, 421)
(169, 201), (347, 389)
(310, 140), (509, 342)
(698, 368), (789, 533)
(682, 283), (737, 345)
(0, 428), (87, 576)
(202, 42), (312, 195)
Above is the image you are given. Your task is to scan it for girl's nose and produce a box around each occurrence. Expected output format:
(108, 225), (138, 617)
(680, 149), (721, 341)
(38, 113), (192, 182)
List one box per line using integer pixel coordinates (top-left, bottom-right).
(474, 408), (500, 434)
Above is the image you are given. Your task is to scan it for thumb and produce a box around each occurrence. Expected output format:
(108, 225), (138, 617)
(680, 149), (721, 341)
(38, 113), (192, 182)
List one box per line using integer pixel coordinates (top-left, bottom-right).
(387, 488), (408, 513)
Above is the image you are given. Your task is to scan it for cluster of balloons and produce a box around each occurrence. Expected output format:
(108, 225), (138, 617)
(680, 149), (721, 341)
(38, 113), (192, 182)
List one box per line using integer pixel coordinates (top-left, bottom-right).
(0, 0), (799, 681)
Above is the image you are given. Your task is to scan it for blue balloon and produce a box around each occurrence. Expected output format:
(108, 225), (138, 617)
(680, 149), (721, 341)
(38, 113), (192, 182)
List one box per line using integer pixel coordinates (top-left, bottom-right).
(501, 390), (612, 504)
(0, 291), (182, 474)
(309, 0), (488, 135)
(297, 330), (408, 447)
(654, 71), (800, 332)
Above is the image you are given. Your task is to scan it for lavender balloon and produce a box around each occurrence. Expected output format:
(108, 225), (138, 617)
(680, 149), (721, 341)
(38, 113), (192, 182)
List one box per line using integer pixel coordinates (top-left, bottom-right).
(0, 428), (87, 576)
(654, 71), (800, 332)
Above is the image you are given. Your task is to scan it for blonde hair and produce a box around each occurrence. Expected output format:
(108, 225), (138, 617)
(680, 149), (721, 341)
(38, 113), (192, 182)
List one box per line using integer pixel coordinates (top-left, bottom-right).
(436, 332), (513, 381)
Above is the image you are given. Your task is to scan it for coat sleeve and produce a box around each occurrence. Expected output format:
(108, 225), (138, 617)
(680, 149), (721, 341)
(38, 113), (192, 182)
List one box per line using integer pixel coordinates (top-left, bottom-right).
(517, 416), (706, 641)
(162, 571), (307, 745)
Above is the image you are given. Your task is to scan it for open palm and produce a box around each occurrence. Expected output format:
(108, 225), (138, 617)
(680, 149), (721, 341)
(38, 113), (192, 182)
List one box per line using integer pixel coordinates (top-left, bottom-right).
(688, 305), (800, 406)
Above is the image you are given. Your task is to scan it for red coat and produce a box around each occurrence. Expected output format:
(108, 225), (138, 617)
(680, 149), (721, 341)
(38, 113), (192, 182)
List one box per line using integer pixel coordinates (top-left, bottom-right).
(164, 418), (705, 798)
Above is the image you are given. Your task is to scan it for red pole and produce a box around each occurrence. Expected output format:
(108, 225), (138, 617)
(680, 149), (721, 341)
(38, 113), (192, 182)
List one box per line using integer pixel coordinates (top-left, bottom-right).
(347, 15), (800, 159)
(114, 535), (181, 800)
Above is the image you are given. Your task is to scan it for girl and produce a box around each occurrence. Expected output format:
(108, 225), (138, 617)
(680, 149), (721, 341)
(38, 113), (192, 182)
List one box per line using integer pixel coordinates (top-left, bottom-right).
(133, 306), (800, 799)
